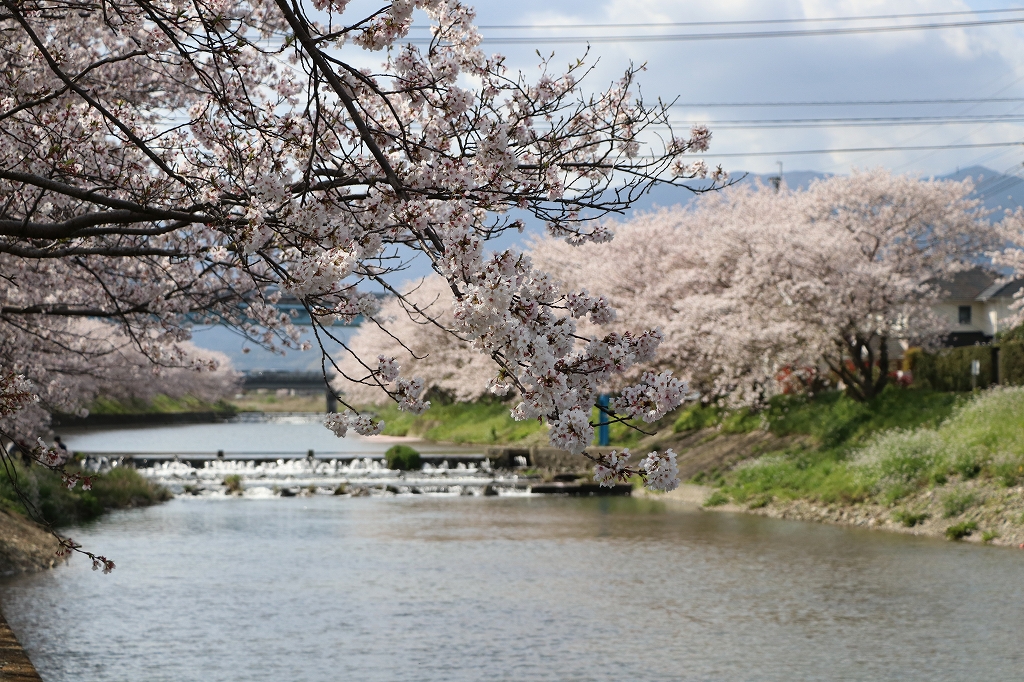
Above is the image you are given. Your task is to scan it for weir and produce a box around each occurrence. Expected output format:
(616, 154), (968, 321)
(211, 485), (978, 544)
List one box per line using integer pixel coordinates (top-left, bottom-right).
(74, 449), (629, 497)
(74, 450), (487, 468)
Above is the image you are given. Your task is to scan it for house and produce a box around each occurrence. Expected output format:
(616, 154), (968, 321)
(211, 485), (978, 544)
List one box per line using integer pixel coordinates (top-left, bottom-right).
(935, 267), (1023, 346)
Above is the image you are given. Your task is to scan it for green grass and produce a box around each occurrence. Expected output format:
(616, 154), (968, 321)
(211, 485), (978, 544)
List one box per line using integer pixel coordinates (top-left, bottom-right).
(88, 394), (236, 416)
(368, 400), (545, 444)
(942, 489), (980, 518)
(363, 391), (692, 447)
(674, 404), (725, 433)
(892, 508), (930, 527)
(764, 387), (959, 447)
(0, 463), (170, 527)
(223, 474), (243, 494)
(703, 490), (729, 507)
(945, 520), (978, 540)
(716, 386), (1022, 509)
(673, 404), (763, 435)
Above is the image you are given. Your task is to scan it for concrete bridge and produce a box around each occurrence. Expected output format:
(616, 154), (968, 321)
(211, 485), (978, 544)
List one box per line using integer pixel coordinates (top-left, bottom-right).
(242, 370), (338, 412)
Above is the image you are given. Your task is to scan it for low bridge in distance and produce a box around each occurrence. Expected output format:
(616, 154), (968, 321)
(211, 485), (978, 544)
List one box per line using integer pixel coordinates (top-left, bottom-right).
(241, 370), (338, 412)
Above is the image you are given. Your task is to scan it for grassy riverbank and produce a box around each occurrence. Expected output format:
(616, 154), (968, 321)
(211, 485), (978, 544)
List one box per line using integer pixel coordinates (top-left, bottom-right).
(87, 394), (236, 416)
(0, 463), (170, 574)
(370, 400), (547, 444)
(230, 390), (324, 413)
(681, 387), (1024, 545)
(0, 464), (170, 528)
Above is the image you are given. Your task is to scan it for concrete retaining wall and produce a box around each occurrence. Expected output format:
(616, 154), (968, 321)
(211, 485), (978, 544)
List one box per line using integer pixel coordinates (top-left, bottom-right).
(484, 445), (622, 471)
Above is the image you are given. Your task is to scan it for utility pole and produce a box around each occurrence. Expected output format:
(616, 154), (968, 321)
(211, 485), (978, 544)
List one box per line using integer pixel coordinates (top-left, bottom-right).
(769, 161), (783, 192)
(596, 394), (610, 447)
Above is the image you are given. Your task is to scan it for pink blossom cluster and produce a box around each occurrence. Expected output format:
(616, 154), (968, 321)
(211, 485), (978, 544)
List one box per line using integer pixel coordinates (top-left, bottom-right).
(612, 371), (691, 422)
(593, 449), (632, 486)
(531, 169), (1009, 403)
(324, 411), (384, 438)
(0, 374), (35, 417)
(334, 277), (499, 405)
(590, 447), (680, 491)
(641, 450), (680, 492)
(990, 209), (1024, 325)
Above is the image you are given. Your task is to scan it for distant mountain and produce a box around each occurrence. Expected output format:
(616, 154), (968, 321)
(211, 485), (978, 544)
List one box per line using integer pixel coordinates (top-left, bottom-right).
(625, 165), (1024, 216)
(626, 169), (831, 214)
(939, 165), (1024, 215)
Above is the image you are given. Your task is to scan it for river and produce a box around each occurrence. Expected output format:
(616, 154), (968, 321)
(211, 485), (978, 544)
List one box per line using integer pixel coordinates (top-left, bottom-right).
(1, 422), (1022, 681)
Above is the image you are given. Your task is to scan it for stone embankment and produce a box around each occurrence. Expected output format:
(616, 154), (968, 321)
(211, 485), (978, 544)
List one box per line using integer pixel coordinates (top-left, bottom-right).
(648, 482), (1024, 547)
(0, 610), (42, 682)
(485, 429), (804, 479)
(0, 510), (59, 577)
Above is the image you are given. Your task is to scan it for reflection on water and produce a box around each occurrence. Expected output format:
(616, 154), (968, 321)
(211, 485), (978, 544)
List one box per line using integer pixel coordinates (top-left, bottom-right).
(2, 496), (1022, 682)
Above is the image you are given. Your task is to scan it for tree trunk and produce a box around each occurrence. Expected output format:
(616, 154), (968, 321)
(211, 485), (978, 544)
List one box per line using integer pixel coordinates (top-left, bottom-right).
(832, 335), (889, 402)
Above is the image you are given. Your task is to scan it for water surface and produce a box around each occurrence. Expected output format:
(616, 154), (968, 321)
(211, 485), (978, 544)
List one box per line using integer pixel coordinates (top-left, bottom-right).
(2, 496), (1021, 682)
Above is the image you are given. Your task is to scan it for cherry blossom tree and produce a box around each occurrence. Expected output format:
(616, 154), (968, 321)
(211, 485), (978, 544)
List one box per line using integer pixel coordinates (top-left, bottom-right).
(0, 317), (238, 438)
(532, 170), (1004, 403)
(772, 170), (1000, 400)
(991, 209), (1024, 327)
(2, 0), (726, 490)
(334, 275), (496, 404)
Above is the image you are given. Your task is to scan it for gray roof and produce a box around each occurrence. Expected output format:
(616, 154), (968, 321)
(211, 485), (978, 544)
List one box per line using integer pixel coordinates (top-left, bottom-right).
(979, 278), (1024, 301)
(939, 267), (1023, 301)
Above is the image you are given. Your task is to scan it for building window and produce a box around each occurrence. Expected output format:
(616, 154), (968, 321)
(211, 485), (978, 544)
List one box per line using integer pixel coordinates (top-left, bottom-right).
(958, 305), (972, 325)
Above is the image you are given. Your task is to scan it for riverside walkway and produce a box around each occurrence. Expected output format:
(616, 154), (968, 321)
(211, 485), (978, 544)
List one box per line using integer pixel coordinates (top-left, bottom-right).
(0, 611), (41, 682)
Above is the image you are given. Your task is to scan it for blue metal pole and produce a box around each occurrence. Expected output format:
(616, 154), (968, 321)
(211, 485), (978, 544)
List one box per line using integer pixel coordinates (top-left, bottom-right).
(597, 394), (610, 446)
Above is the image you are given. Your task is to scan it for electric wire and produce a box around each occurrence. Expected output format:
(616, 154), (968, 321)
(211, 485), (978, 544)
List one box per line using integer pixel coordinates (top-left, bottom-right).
(400, 16), (1024, 45)
(661, 115), (1024, 130)
(669, 97), (1024, 108)
(466, 7), (1024, 31)
(697, 141), (1024, 158)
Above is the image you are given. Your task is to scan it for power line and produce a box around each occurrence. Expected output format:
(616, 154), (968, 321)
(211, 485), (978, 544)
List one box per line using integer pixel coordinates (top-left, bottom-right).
(458, 7), (1024, 31)
(406, 16), (1024, 44)
(664, 115), (1024, 130)
(670, 97), (1024, 108)
(698, 141), (1024, 158)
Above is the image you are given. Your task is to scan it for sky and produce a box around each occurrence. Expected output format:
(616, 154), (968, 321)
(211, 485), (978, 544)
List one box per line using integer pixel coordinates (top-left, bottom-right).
(349, 0), (1024, 179)
(199, 1), (1024, 369)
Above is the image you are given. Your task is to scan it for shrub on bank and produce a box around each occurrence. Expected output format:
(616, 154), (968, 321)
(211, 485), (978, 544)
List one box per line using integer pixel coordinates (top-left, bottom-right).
(945, 521), (978, 540)
(891, 508), (929, 527)
(942, 489), (980, 518)
(385, 445), (421, 471)
(0, 463), (169, 527)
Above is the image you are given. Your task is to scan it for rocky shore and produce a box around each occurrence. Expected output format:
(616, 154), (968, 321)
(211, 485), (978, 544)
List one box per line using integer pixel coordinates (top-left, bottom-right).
(650, 481), (1024, 547)
(0, 511), (60, 577)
